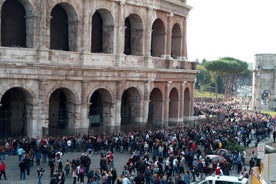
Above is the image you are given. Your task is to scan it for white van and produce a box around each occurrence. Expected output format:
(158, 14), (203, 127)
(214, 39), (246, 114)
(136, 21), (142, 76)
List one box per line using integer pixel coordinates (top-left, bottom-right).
(197, 175), (248, 184)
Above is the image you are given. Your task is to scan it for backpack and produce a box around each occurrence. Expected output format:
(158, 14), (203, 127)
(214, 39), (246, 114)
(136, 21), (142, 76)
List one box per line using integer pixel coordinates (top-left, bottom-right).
(79, 167), (85, 175)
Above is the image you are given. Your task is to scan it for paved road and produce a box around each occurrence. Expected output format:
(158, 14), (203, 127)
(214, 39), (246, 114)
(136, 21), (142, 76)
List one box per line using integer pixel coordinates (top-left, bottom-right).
(1, 135), (273, 184)
(1, 150), (131, 184)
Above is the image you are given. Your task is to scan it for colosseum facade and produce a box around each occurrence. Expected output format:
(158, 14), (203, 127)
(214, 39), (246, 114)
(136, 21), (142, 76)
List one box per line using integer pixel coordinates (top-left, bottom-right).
(0, 0), (197, 138)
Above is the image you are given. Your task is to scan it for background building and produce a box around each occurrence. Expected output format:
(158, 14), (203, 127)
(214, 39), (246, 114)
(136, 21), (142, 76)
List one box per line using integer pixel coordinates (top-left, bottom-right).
(253, 54), (276, 111)
(0, 0), (197, 138)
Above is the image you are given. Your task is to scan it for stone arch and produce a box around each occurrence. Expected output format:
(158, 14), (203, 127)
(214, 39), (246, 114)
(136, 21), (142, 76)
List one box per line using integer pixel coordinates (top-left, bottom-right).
(184, 87), (191, 116)
(261, 89), (271, 105)
(124, 13), (143, 56)
(91, 9), (114, 54)
(171, 23), (181, 59)
(151, 18), (165, 57)
(48, 88), (77, 136)
(0, 87), (33, 138)
(169, 87), (179, 122)
(88, 88), (113, 127)
(121, 87), (141, 126)
(148, 88), (163, 126)
(50, 2), (78, 51)
(1, 0), (34, 48)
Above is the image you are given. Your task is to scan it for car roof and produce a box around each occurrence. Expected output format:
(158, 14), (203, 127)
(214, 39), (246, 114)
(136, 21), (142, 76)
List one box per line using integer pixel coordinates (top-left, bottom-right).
(206, 154), (224, 158)
(202, 175), (248, 184)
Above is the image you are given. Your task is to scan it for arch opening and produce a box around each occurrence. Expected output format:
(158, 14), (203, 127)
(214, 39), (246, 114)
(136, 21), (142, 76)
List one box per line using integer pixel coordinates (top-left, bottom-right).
(169, 87), (179, 123)
(89, 89), (112, 127)
(151, 19), (165, 57)
(184, 88), (190, 116)
(91, 11), (103, 53)
(91, 9), (114, 54)
(50, 4), (69, 51)
(121, 88), (141, 126)
(124, 14), (143, 56)
(148, 88), (163, 126)
(1, 0), (26, 47)
(0, 87), (33, 138)
(171, 23), (181, 59)
(48, 88), (76, 136)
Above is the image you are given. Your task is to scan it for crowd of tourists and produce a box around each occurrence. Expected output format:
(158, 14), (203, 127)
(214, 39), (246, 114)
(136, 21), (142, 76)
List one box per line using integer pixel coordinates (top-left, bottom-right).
(0, 102), (275, 184)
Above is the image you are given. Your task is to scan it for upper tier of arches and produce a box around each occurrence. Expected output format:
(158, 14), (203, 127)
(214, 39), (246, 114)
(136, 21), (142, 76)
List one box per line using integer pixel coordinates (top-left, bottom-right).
(0, 0), (188, 59)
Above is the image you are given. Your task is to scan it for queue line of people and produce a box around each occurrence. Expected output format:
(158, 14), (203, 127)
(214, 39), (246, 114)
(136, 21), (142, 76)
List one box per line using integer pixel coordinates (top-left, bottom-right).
(0, 102), (274, 184)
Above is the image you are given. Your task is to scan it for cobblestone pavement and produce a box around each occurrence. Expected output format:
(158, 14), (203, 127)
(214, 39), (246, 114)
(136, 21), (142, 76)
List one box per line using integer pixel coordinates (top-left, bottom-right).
(0, 150), (131, 184)
(1, 136), (274, 184)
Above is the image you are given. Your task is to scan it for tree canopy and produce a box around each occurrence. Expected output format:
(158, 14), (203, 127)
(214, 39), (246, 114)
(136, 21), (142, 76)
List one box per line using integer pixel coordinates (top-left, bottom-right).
(202, 57), (249, 101)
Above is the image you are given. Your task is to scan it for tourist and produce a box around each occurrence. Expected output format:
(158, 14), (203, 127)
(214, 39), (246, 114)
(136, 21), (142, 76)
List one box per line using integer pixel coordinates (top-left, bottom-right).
(17, 146), (25, 162)
(18, 159), (26, 180)
(64, 159), (71, 177)
(37, 166), (45, 184)
(72, 165), (78, 184)
(0, 160), (7, 180)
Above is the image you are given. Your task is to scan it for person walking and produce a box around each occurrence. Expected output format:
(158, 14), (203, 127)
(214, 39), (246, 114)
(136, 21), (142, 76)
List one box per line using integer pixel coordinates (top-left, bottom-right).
(72, 165), (78, 184)
(24, 154), (32, 176)
(37, 166), (45, 184)
(64, 159), (71, 177)
(0, 160), (7, 180)
(18, 159), (26, 180)
(49, 158), (55, 177)
(0, 143), (6, 160)
(35, 150), (42, 166)
(17, 147), (25, 162)
(78, 164), (86, 184)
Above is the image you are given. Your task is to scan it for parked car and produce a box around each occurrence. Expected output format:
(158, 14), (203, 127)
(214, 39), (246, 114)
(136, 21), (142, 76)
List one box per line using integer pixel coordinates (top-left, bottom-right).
(206, 154), (227, 164)
(196, 175), (248, 184)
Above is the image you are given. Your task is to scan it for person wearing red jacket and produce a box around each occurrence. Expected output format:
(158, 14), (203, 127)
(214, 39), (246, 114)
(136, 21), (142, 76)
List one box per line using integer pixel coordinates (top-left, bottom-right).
(0, 160), (7, 180)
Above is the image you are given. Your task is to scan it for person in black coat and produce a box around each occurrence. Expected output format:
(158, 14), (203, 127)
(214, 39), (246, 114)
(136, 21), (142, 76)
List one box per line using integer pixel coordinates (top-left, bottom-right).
(111, 168), (117, 184)
(18, 160), (26, 180)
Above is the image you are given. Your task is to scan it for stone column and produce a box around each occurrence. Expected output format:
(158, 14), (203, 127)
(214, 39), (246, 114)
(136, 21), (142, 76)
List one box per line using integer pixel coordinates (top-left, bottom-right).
(38, 79), (49, 135)
(80, 81), (89, 130)
(115, 81), (123, 126)
(114, 1), (126, 67)
(144, 7), (154, 68)
(81, 0), (90, 52)
(25, 15), (35, 48)
(179, 81), (185, 125)
(45, 15), (52, 50)
(68, 20), (79, 52)
(36, 0), (47, 49)
(163, 81), (171, 127)
(79, 0), (91, 65)
(189, 81), (195, 116)
(165, 13), (173, 59)
(181, 17), (187, 59)
(142, 81), (150, 123)
(35, 0), (50, 63)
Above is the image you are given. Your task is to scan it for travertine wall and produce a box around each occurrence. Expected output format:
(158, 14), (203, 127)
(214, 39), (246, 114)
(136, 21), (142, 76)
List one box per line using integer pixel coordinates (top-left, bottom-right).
(0, 0), (197, 137)
(253, 54), (276, 110)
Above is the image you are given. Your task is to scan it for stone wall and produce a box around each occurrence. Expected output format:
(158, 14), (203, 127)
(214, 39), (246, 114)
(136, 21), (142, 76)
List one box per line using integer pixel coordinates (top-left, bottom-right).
(253, 54), (276, 110)
(0, 0), (197, 137)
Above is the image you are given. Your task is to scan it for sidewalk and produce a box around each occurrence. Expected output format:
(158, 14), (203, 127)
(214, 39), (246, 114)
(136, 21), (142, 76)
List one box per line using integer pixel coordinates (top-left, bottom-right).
(1, 151), (129, 184)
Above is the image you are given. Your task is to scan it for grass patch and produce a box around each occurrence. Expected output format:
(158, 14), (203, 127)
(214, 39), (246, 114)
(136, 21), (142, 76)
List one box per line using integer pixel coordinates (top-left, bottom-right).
(195, 90), (224, 98)
(261, 110), (276, 117)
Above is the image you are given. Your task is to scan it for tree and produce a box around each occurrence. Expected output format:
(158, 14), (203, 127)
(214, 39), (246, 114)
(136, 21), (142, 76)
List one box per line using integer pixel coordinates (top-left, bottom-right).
(203, 60), (223, 100)
(196, 64), (211, 91)
(203, 57), (248, 101)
